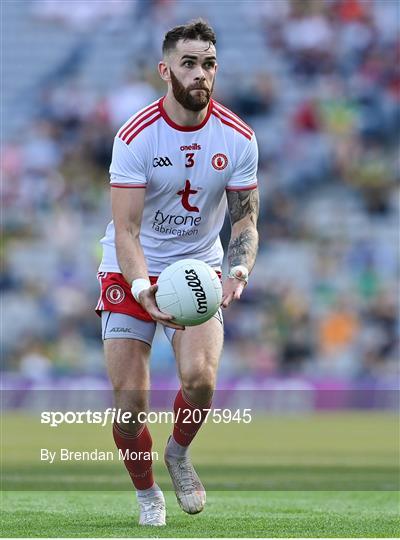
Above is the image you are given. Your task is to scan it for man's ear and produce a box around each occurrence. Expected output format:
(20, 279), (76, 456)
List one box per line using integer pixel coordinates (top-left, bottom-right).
(158, 61), (170, 82)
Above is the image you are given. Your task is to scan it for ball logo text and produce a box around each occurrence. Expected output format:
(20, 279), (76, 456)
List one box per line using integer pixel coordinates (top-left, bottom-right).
(185, 269), (208, 314)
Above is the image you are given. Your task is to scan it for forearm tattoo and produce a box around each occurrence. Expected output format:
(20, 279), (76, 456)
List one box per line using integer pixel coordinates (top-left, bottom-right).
(227, 189), (259, 271)
(228, 228), (258, 270)
(227, 189), (259, 226)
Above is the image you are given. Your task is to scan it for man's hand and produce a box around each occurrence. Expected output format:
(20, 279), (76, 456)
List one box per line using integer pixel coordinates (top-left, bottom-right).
(138, 284), (185, 330)
(221, 272), (246, 309)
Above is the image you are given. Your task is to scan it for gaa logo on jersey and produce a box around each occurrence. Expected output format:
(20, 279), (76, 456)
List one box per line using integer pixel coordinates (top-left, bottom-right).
(106, 285), (125, 304)
(153, 156), (172, 167)
(211, 153), (228, 171)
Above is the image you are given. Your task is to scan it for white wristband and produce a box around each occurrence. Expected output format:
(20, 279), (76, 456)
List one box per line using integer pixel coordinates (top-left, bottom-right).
(228, 265), (249, 284)
(131, 278), (151, 302)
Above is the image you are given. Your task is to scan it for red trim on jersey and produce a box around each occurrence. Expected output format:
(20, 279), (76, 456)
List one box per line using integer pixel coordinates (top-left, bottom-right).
(226, 183), (258, 191)
(211, 110), (252, 140)
(159, 96), (212, 132)
(213, 101), (253, 135)
(213, 104), (253, 137)
(212, 106), (253, 138)
(120, 109), (160, 143)
(125, 113), (162, 144)
(111, 184), (147, 188)
(118, 102), (160, 140)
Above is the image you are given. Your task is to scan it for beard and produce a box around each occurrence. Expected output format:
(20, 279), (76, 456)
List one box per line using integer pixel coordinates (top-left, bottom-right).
(170, 69), (214, 112)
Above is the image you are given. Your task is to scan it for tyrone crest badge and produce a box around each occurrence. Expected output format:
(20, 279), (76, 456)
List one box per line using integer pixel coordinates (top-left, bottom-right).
(106, 285), (125, 304)
(211, 153), (228, 171)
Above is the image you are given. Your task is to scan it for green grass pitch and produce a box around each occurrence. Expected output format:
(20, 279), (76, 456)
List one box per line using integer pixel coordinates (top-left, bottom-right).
(2, 490), (399, 537)
(1, 412), (399, 537)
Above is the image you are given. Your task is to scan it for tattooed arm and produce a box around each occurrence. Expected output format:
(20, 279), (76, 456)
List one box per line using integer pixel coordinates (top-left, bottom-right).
(227, 188), (259, 271)
(221, 188), (260, 308)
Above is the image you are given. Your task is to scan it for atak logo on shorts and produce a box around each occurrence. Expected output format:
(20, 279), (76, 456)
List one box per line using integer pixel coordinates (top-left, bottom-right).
(211, 153), (228, 171)
(109, 327), (132, 333)
(153, 156), (172, 167)
(106, 285), (125, 304)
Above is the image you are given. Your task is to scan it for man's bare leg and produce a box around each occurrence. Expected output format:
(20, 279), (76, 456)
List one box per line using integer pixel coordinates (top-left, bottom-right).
(105, 338), (165, 526)
(165, 316), (223, 514)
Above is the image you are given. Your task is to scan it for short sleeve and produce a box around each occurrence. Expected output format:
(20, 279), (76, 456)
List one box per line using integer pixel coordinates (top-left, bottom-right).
(109, 136), (147, 187)
(226, 134), (258, 191)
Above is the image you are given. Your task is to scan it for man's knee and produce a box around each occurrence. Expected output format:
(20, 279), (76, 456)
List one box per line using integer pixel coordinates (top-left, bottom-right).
(113, 392), (148, 434)
(111, 370), (148, 393)
(181, 367), (216, 403)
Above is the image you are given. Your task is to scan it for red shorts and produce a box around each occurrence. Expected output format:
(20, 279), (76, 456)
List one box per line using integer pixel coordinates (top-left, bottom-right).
(96, 269), (223, 323)
(96, 272), (157, 322)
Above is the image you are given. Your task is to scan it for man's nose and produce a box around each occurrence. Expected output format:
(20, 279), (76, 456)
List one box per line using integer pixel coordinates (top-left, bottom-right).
(193, 66), (206, 81)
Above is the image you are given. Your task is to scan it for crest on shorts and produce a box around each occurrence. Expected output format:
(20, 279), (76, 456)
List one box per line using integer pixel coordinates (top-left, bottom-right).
(211, 153), (228, 171)
(106, 284), (125, 304)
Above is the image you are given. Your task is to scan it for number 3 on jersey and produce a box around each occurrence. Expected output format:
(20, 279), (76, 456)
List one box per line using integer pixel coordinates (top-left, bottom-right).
(185, 153), (195, 168)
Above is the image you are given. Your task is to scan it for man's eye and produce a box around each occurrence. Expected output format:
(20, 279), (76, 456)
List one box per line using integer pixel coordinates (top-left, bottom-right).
(205, 62), (215, 69)
(184, 61), (194, 67)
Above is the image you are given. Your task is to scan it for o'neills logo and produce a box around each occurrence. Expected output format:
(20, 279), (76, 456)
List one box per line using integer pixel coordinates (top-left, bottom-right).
(180, 143), (201, 151)
(185, 269), (207, 314)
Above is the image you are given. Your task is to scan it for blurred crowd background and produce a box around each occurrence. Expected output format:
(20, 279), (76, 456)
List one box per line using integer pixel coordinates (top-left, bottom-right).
(2, 0), (399, 385)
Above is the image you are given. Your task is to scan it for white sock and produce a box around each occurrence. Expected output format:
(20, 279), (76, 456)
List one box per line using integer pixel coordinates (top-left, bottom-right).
(165, 435), (188, 458)
(136, 482), (162, 498)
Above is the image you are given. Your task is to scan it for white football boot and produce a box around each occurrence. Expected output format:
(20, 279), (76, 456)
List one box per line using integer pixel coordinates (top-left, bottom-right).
(136, 487), (166, 526)
(165, 437), (206, 514)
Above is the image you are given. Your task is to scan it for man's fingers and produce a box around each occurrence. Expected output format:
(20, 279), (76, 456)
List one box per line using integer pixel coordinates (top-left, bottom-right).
(148, 307), (173, 321)
(152, 314), (185, 330)
(138, 284), (184, 329)
(234, 288), (243, 300)
(222, 283), (244, 307)
(156, 311), (174, 321)
(164, 322), (185, 330)
(147, 307), (185, 330)
(221, 292), (234, 308)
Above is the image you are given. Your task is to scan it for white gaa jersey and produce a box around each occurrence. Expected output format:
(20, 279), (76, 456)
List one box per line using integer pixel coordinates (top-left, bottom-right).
(99, 97), (258, 276)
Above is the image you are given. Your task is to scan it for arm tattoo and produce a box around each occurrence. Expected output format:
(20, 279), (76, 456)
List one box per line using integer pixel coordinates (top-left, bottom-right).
(227, 189), (259, 226)
(226, 189), (260, 271)
(228, 228), (258, 269)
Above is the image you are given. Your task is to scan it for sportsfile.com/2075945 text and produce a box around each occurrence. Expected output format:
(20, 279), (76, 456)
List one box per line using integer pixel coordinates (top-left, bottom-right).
(40, 408), (253, 427)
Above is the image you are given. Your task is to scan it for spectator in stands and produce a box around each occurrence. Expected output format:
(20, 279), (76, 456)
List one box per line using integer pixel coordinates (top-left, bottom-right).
(2, 0), (398, 383)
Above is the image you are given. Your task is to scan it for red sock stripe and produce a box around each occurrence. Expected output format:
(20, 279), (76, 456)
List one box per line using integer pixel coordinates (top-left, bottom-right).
(173, 389), (211, 447)
(112, 423), (154, 490)
(181, 389), (212, 409)
(113, 421), (145, 439)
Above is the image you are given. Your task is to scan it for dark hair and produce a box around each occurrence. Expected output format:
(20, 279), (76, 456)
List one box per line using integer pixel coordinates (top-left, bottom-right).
(162, 19), (216, 55)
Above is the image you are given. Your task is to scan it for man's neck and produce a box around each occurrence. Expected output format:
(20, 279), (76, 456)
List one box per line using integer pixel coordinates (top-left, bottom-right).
(163, 92), (209, 127)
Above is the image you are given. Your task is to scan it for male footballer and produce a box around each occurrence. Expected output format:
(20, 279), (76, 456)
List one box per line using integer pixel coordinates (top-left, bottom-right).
(96, 19), (259, 526)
